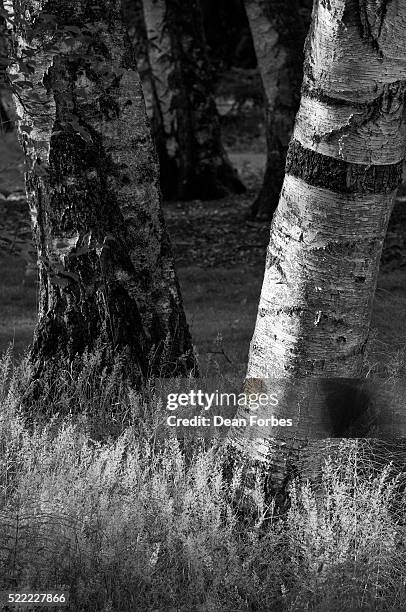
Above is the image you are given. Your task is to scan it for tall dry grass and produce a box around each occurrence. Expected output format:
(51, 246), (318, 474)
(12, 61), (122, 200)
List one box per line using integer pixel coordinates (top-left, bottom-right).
(0, 348), (405, 611)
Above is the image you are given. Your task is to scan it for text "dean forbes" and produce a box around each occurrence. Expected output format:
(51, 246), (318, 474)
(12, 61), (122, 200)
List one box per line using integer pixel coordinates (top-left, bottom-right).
(167, 415), (292, 427)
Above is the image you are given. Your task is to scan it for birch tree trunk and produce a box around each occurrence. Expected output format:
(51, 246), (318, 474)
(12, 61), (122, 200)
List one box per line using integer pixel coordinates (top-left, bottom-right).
(6, 0), (197, 382)
(122, 0), (151, 111)
(0, 13), (13, 132)
(124, 0), (177, 199)
(244, 0), (308, 220)
(142, 0), (245, 200)
(232, 0), (406, 492)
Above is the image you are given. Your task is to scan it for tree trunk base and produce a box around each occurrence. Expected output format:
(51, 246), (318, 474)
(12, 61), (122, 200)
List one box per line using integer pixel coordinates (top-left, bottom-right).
(170, 160), (246, 201)
(220, 440), (304, 518)
(221, 437), (406, 522)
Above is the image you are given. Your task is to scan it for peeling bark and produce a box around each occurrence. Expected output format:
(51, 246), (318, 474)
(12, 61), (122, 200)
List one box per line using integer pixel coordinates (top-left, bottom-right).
(244, 0), (308, 220)
(142, 0), (245, 200)
(231, 0), (406, 493)
(6, 0), (197, 383)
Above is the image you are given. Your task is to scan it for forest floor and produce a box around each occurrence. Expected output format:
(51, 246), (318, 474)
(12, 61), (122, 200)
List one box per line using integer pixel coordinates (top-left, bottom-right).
(1, 109), (406, 379)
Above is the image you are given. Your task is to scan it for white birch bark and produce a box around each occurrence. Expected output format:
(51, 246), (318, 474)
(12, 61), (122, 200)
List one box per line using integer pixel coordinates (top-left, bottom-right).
(232, 0), (406, 489)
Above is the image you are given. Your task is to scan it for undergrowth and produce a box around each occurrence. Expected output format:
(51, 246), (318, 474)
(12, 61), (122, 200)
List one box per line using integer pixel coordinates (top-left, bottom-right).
(0, 348), (405, 611)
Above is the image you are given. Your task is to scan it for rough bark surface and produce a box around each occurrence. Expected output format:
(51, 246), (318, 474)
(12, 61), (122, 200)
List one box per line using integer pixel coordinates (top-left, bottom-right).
(142, 0), (245, 200)
(6, 0), (197, 382)
(231, 0), (406, 492)
(244, 0), (308, 220)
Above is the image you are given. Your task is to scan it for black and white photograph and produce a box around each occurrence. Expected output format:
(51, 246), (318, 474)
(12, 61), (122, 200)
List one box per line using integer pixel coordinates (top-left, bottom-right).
(0, 0), (406, 610)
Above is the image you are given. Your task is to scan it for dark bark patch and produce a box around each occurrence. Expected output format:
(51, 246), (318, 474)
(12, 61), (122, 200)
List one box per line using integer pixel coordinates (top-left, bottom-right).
(301, 82), (368, 109)
(286, 139), (403, 194)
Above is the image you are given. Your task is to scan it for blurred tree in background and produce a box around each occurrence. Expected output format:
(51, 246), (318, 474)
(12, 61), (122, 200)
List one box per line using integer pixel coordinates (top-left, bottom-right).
(125, 0), (246, 201)
(0, 13), (13, 132)
(201, 0), (257, 70)
(245, 0), (310, 220)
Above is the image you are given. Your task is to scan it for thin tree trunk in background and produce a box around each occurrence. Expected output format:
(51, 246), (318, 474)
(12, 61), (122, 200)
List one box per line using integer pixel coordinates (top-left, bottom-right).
(244, 0), (308, 220)
(122, 0), (152, 113)
(232, 0), (406, 492)
(122, 0), (175, 198)
(0, 14), (13, 132)
(6, 0), (197, 383)
(142, 0), (245, 200)
(138, 0), (179, 199)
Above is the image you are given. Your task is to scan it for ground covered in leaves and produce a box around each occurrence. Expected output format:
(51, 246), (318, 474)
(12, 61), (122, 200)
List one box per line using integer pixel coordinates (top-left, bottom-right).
(1, 102), (406, 376)
(2, 130), (406, 271)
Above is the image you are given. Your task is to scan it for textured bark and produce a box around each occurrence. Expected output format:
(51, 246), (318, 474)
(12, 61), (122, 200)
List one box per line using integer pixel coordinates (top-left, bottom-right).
(6, 0), (197, 382)
(142, 0), (245, 200)
(244, 0), (308, 220)
(231, 0), (406, 492)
